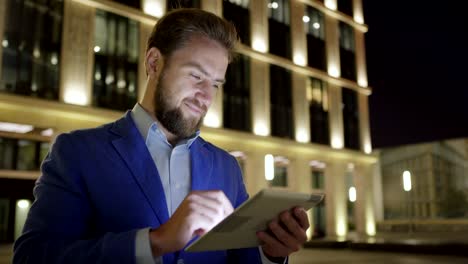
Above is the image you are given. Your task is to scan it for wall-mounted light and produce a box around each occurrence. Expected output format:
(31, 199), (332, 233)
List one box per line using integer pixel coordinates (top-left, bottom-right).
(265, 154), (275, 181)
(348, 186), (356, 202)
(403, 170), (412, 191)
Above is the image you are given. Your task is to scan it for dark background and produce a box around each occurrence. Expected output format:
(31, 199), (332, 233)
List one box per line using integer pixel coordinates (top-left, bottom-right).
(364, 0), (468, 148)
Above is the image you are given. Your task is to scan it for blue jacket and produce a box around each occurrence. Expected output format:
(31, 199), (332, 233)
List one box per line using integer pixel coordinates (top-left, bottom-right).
(13, 112), (261, 263)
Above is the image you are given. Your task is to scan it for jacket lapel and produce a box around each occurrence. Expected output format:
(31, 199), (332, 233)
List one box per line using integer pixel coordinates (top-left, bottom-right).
(110, 112), (169, 225)
(190, 138), (214, 191)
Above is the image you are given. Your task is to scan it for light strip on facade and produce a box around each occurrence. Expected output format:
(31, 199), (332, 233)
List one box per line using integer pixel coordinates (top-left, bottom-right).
(293, 54), (307, 67)
(252, 37), (267, 53)
(295, 129), (309, 143)
(63, 89), (88, 106)
(0, 122), (34, 134)
(203, 111), (221, 128)
(142, 0), (164, 18)
(254, 122), (269, 136)
(324, 0), (337, 10)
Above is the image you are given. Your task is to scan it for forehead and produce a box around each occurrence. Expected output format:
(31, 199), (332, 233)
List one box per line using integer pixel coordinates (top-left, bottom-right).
(167, 35), (229, 71)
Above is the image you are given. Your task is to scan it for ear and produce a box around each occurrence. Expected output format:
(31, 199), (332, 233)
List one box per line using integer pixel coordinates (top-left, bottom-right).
(145, 47), (162, 77)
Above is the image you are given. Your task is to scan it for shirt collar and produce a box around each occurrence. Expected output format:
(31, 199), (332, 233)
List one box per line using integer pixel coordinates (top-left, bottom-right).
(131, 103), (200, 148)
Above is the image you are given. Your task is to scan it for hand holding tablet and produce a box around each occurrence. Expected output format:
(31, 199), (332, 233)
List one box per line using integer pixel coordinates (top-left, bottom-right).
(185, 189), (325, 252)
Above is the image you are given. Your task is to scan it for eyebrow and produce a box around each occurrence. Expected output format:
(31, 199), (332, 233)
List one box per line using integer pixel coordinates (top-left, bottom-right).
(183, 62), (226, 84)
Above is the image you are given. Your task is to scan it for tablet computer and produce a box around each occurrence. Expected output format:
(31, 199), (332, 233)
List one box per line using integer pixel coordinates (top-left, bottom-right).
(184, 189), (325, 252)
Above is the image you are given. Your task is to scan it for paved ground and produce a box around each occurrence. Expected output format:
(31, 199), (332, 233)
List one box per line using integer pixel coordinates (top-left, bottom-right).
(290, 248), (468, 264)
(2, 244), (467, 264)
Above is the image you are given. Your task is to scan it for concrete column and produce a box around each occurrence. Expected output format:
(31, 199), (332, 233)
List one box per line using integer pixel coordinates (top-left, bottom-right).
(325, 16), (340, 78)
(290, 1), (307, 67)
(324, 161), (347, 237)
(354, 164), (376, 236)
(244, 151), (268, 196)
(352, 0), (364, 24)
(137, 23), (154, 103)
(201, 0), (222, 16)
(0, 0), (6, 80)
(59, 0), (95, 106)
(203, 86), (223, 128)
(141, 0), (166, 18)
(358, 93), (371, 153)
(293, 157), (311, 193)
(292, 72), (310, 143)
(250, 59), (270, 136)
(250, 0), (268, 53)
(372, 160), (384, 222)
(328, 84), (344, 149)
(355, 30), (367, 87)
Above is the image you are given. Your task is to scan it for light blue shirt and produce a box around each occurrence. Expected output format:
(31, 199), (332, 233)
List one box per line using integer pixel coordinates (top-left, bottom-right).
(131, 104), (282, 264)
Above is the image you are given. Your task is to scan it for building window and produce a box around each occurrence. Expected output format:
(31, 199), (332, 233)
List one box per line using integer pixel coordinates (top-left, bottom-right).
(223, 0), (250, 46)
(167, 0), (200, 11)
(268, 0), (291, 59)
(111, 0), (141, 9)
(1, 0), (63, 100)
(311, 169), (325, 189)
(223, 54), (251, 132)
(93, 10), (139, 111)
(339, 22), (356, 81)
(0, 137), (50, 171)
(308, 78), (330, 145)
(304, 5), (326, 71)
(342, 88), (360, 150)
(270, 65), (294, 139)
(271, 166), (287, 187)
(0, 179), (36, 243)
(337, 0), (353, 17)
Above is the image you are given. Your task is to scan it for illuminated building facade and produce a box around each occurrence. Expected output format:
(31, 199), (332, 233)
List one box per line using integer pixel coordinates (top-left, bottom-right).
(0, 0), (377, 242)
(378, 138), (468, 231)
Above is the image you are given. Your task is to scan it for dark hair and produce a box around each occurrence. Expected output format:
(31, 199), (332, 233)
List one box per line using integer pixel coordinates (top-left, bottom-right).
(147, 8), (239, 62)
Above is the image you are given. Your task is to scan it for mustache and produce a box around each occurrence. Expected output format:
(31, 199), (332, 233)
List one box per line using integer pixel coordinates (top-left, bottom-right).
(184, 98), (207, 113)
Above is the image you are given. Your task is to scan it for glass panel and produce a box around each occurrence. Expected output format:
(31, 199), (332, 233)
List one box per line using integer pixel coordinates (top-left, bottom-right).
(112, 0), (141, 9)
(223, 54), (251, 132)
(268, 0), (291, 59)
(270, 65), (293, 139)
(1, 0), (63, 99)
(167, 0), (201, 10)
(39, 142), (50, 163)
(337, 0), (353, 17)
(223, 0), (251, 45)
(0, 137), (16, 170)
(16, 140), (36, 170)
(339, 22), (356, 81)
(308, 78), (329, 145)
(93, 10), (139, 111)
(311, 170), (324, 189)
(271, 166), (287, 187)
(0, 198), (9, 242)
(342, 88), (360, 150)
(312, 204), (326, 238)
(305, 5), (326, 70)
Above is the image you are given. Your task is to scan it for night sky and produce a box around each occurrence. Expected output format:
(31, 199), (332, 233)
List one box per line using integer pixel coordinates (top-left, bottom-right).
(364, 0), (468, 148)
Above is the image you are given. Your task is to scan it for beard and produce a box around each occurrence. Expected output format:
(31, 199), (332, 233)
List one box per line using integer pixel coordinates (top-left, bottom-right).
(153, 72), (205, 139)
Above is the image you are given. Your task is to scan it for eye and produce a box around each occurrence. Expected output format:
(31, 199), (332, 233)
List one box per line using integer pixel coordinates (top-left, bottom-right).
(190, 73), (201, 81)
(213, 84), (220, 89)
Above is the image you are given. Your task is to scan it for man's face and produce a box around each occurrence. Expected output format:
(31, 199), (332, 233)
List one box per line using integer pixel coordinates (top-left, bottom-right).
(153, 35), (228, 139)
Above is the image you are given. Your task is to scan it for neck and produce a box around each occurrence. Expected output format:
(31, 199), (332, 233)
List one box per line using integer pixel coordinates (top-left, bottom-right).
(138, 103), (180, 146)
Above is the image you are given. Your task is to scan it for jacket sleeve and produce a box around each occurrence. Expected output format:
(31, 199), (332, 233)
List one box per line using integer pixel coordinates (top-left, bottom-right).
(13, 134), (137, 264)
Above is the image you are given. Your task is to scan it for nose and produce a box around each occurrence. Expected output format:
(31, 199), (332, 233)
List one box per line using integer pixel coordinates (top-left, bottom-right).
(195, 79), (214, 106)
